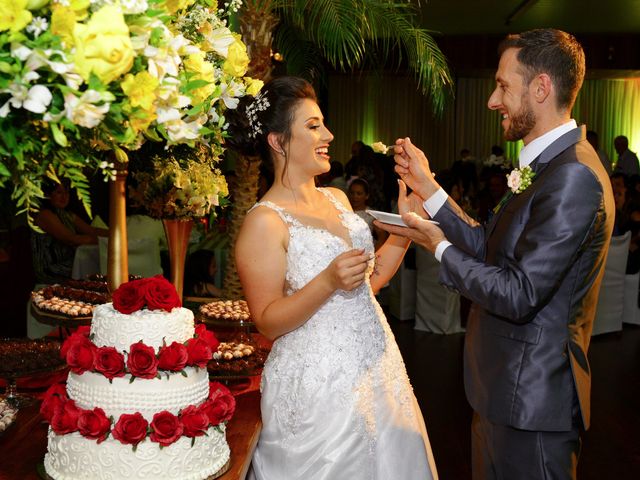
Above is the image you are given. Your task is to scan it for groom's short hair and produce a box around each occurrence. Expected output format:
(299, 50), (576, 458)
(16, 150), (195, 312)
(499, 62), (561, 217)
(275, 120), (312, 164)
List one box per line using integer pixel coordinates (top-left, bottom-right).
(499, 29), (585, 112)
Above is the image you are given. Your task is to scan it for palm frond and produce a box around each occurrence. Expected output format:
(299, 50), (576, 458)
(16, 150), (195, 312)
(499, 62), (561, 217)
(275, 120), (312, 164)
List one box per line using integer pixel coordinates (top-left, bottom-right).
(275, 0), (452, 113)
(274, 23), (327, 82)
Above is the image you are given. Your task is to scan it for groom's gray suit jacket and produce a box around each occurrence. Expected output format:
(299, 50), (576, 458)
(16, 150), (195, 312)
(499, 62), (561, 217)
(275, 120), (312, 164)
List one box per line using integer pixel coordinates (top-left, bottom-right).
(434, 126), (614, 431)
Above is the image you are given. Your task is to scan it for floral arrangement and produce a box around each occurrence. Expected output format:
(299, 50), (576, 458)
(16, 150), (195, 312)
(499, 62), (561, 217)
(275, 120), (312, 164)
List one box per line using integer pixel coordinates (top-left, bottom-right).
(506, 165), (535, 194)
(60, 323), (219, 379)
(40, 380), (235, 448)
(128, 143), (229, 219)
(112, 275), (181, 313)
(0, 0), (261, 223)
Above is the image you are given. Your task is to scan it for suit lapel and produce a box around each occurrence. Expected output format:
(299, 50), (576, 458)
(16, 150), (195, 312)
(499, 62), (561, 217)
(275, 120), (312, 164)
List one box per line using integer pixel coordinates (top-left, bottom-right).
(485, 126), (586, 241)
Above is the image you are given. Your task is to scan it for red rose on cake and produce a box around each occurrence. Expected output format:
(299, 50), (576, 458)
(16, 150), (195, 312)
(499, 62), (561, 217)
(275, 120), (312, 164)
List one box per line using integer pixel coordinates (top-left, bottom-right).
(66, 338), (97, 375)
(111, 276), (181, 314)
(145, 275), (182, 311)
(150, 410), (184, 446)
(112, 412), (149, 446)
(127, 342), (159, 379)
(94, 346), (126, 380)
(194, 324), (220, 352)
(77, 407), (111, 443)
(51, 399), (81, 435)
(112, 279), (148, 314)
(185, 337), (212, 368)
(200, 382), (236, 425)
(179, 405), (209, 438)
(40, 383), (69, 423)
(158, 341), (189, 371)
(60, 326), (91, 359)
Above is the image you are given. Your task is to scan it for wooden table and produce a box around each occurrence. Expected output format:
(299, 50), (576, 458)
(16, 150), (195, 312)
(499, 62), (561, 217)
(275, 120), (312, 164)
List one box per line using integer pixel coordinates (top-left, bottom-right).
(0, 390), (261, 480)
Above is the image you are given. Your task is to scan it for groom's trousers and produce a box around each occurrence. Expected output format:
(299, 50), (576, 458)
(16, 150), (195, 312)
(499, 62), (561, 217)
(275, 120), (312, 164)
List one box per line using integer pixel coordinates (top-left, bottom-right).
(471, 411), (582, 480)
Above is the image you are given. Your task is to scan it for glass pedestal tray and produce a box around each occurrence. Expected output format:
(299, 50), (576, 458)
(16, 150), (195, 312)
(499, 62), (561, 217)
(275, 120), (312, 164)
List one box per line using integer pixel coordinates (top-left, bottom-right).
(30, 303), (92, 328)
(0, 338), (66, 408)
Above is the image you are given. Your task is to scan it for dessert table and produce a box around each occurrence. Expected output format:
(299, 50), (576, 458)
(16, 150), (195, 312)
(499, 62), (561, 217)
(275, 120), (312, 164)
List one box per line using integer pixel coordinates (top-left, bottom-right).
(0, 390), (261, 480)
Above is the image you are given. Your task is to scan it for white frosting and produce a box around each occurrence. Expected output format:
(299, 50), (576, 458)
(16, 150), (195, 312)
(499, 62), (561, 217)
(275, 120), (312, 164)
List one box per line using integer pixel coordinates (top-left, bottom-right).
(66, 368), (210, 421)
(44, 425), (230, 480)
(45, 302), (230, 480)
(91, 304), (195, 351)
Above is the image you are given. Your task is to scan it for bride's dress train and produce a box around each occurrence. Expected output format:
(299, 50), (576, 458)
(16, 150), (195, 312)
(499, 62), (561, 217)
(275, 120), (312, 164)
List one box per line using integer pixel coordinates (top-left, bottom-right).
(248, 189), (438, 480)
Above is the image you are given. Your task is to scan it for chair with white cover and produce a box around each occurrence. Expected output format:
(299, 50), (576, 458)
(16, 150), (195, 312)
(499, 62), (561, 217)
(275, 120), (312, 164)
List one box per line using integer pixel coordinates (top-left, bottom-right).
(622, 271), (640, 325)
(592, 231), (630, 335)
(414, 247), (464, 334)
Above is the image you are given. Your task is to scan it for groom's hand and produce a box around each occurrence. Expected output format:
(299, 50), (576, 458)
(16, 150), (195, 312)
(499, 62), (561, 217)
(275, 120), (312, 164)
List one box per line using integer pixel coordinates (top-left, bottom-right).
(397, 179), (429, 218)
(375, 212), (446, 254)
(394, 137), (440, 201)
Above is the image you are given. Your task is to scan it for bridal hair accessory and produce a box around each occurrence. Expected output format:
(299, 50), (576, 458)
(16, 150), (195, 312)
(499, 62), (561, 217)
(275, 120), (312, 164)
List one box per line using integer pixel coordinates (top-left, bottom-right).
(246, 92), (270, 139)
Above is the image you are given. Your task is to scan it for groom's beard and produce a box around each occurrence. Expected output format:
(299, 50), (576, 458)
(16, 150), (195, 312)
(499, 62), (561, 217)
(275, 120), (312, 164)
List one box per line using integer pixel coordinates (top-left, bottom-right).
(505, 95), (536, 141)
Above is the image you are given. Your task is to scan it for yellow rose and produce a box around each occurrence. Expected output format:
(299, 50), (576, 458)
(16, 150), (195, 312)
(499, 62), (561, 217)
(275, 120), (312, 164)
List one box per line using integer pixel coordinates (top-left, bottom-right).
(184, 52), (215, 104)
(68, 0), (90, 20)
(223, 37), (249, 77)
(73, 6), (134, 85)
(51, 6), (77, 47)
(121, 71), (159, 111)
(163, 0), (194, 14)
(245, 78), (264, 97)
(128, 109), (157, 133)
(26, 0), (49, 10)
(0, 0), (32, 33)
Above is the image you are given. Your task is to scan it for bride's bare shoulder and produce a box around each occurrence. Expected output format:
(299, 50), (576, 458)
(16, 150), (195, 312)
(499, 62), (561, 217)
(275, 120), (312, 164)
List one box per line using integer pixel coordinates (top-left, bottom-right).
(241, 204), (288, 239)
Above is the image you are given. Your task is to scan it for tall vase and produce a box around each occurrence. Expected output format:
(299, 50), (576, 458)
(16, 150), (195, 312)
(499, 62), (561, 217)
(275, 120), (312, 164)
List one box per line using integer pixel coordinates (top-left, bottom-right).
(107, 158), (129, 292)
(162, 218), (193, 300)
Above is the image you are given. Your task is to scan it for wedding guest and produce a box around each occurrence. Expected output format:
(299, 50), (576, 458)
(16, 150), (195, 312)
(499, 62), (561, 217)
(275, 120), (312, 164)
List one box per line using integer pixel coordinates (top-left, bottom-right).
(614, 135), (640, 177)
(32, 180), (108, 284)
(184, 249), (222, 298)
(226, 76), (437, 479)
(586, 130), (612, 174)
(379, 29), (614, 480)
(347, 177), (388, 250)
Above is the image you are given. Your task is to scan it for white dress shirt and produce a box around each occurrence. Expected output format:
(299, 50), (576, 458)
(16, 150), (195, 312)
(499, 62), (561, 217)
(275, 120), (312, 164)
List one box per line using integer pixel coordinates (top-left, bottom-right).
(424, 120), (578, 261)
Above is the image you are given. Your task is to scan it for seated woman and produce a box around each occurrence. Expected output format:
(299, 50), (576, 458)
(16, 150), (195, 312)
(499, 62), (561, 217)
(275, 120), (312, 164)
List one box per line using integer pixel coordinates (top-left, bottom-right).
(184, 249), (222, 298)
(347, 177), (388, 250)
(32, 180), (108, 284)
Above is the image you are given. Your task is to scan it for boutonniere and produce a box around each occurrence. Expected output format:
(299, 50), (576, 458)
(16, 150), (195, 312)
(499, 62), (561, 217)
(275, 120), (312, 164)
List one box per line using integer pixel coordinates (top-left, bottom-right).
(506, 165), (535, 194)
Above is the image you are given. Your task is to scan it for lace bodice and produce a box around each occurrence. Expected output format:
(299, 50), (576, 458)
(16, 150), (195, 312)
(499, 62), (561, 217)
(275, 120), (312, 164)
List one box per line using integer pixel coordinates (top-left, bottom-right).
(250, 189), (416, 439)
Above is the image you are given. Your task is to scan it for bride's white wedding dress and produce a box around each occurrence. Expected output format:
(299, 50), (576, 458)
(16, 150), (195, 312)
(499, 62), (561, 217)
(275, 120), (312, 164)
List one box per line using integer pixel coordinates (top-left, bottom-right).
(248, 188), (438, 480)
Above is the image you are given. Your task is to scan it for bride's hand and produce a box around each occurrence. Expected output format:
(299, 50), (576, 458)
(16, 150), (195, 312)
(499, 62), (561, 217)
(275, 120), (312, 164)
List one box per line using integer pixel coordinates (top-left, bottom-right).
(397, 179), (429, 219)
(324, 249), (371, 291)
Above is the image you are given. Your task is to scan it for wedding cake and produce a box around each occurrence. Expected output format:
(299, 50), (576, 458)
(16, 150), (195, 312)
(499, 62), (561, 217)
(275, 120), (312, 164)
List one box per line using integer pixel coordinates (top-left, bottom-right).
(41, 276), (235, 480)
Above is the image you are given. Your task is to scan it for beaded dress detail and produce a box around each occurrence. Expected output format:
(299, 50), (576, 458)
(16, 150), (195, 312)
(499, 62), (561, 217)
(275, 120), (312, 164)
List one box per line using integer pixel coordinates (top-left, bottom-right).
(248, 189), (437, 480)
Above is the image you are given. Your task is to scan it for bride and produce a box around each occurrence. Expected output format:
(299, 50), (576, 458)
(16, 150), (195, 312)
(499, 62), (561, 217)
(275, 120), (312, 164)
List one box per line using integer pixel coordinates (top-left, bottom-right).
(226, 76), (438, 480)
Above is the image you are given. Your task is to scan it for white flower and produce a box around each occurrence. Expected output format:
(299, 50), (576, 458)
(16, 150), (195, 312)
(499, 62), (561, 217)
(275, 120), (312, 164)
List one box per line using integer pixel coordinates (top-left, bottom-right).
(506, 165), (535, 194)
(0, 82), (52, 115)
(11, 43), (32, 61)
(506, 169), (521, 192)
(208, 27), (235, 57)
(165, 119), (202, 142)
(120, 0), (148, 14)
(372, 141), (389, 154)
(64, 90), (111, 128)
(26, 17), (49, 38)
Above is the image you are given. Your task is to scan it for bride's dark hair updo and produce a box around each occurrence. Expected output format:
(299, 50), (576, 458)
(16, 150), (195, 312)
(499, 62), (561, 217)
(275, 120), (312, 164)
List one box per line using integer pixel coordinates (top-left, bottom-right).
(225, 76), (317, 162)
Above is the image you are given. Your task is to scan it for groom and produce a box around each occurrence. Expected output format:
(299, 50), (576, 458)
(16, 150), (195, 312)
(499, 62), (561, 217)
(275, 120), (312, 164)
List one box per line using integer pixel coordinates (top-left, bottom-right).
(378, 29), (614, 479)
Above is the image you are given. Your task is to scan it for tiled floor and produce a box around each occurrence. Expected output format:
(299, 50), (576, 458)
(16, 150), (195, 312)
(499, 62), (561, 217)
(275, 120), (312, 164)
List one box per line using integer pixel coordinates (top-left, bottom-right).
(388, 317), (640, 480)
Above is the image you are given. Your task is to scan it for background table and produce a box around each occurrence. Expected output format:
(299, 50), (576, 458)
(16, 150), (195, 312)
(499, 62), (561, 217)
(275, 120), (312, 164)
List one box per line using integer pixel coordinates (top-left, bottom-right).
(0, 390), (261, 480)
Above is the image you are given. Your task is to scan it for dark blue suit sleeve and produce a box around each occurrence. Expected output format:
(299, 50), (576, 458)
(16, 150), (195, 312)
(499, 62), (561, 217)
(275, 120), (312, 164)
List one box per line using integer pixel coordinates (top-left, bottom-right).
(438, 162), (605, 322)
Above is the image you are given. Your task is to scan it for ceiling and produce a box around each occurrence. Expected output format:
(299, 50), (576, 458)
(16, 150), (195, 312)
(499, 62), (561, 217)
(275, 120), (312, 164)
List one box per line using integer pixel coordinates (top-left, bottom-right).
(418, 0), (640, 36)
